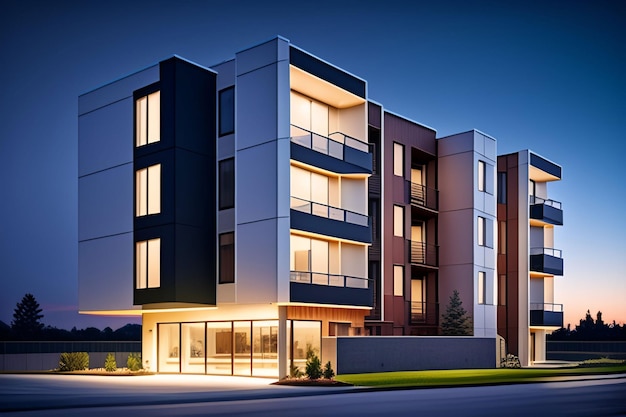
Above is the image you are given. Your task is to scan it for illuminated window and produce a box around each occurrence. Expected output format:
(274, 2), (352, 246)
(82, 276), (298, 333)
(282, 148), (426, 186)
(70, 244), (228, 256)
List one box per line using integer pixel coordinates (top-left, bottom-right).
(136, 164), (161, 216)
(478, 271), (486, 304)
(219, 232), (235, 284)
(478, 160), (486, 192)
(135, 91), (160, 147)
(219, 158), (235, 210)
(394, 205), (404, 237)
(478, 216), (493, 248)
(219, 87), (235, 136)
(393, 265), (404, 296)
(478, 216), (486, 246)
(136, 238), (160, 289)
(393, 142), (404, 177)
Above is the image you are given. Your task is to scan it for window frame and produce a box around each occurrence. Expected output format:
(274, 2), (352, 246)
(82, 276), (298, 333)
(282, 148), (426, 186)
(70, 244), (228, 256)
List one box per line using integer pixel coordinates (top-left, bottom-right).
(219, 86), (235, 137)
(393, 265), (404, 296)
(393, 142), (404, 177)
(478, 216), (486, 247)
(219, 232), (235, 284)
(478, 271), (486, 304)
(135, 164), (161, 217)
(219, 158), (235, 210)
(136, 238), (161, 289)
(135, 90), (160, 147)
(478, 160), (486, 192)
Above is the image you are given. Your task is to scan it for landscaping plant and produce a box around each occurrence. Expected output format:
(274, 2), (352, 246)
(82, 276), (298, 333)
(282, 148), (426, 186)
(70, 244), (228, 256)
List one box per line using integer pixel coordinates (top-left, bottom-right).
(104, 352), (117, 372)
(305, 353), (323, 380)
(323, 361), (335, 379)
(127, 353), (142, 371)
(58, 352), (89, 371)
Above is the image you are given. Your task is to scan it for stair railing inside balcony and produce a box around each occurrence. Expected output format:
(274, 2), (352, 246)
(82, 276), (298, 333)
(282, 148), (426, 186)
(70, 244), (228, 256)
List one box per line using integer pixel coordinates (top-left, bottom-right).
(290, 271), (370, 289)
(290, 125), (371, 160)
(410, 301), (439, 324)
(290, 196), (369, 227)
(408, 181), (439, 211)
(408, 240), (439, 267)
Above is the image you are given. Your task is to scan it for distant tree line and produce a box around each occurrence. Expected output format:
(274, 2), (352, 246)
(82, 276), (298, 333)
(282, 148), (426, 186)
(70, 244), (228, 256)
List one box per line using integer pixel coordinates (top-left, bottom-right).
(549, 310), (626, 341)
(0, 293), (140, 341)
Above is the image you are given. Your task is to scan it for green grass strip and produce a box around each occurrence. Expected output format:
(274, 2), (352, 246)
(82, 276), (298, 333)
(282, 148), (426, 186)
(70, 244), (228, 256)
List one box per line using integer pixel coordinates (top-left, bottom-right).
(335, 365), (626, 387)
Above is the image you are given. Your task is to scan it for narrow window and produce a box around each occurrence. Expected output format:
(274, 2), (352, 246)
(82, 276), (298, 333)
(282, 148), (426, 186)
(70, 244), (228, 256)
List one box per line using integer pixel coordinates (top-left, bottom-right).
(498, 221), (507, 254)
(478, 216), (486, 246)
(393, 205), (404, 237)
(136, 238), (160, 289)
(393, 265), (404, 296)
(499, 274), (507, 305)
(136, 164), (161, 216)
(135, 91), (160, 147)
(219, 87), (235, 136)
(478, 271), (486, 304)
(478, 160), (486, 192)
(393, 142), (404, 177)
(219, 232), (235, 284)
(219, 158), (235, 210)
(497, 172), (507, 204)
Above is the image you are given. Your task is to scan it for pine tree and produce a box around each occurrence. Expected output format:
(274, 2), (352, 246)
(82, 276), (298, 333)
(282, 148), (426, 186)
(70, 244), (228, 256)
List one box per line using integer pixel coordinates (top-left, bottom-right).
(440, 289), (472, 336)
(11, 293), (44, 340)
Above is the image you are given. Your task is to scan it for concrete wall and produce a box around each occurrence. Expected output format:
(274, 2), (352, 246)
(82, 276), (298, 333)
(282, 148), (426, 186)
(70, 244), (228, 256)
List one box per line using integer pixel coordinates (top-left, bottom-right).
(324, 336), (497, 374)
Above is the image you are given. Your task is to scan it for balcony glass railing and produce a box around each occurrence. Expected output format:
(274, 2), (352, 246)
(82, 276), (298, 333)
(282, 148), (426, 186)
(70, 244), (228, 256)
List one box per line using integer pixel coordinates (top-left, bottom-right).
(290, 196), (369, 227)
(530, 247), (562, 258)
(530, 196), (562, 210)
(290, 271), (370, 289)
(530, 303), (563, 312)
(291, 125), (370, 159)
(409, 241), (439, 267)
(409, 182), (439, 211)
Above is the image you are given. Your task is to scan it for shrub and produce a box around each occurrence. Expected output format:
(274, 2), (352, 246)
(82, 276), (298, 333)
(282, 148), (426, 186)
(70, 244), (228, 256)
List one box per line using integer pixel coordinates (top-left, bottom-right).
(58, 352), (89, 371)
(305, 353), (322, 380)
(290, 363), (303, 378)
(104, 353), (117, 372)
(323, 361), (335, 379)
(127, 353), (143, 371)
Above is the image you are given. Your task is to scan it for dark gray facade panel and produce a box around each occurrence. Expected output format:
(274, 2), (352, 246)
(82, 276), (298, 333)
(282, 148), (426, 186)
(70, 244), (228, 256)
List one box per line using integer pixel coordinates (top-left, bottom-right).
(530, 310), (563, 327)
(368, 102), (381, 128)
(530, 203), (563, 225)
(530, 254), (564, 276)
(289, 46), (366, 98)
(289, 282), (373, 307)
(530, 153), (561, 179)
(290, 142), (372, 174)
(291, 210), (372, 244)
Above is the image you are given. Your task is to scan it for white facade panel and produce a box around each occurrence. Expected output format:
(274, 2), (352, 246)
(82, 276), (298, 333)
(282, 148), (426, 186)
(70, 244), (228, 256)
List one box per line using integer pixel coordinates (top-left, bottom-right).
(236, 219), (278, 304)
(236, 142), (277, 224)
(237, 65), (279, 150)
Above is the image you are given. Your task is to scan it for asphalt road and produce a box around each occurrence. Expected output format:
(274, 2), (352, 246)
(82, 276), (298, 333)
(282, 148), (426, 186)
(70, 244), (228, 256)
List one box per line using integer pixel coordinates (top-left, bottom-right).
(1, 374), (625, 416)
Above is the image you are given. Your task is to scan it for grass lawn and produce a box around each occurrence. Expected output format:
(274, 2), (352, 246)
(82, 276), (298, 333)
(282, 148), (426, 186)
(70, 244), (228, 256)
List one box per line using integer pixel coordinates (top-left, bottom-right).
(335, 364), (626, 388)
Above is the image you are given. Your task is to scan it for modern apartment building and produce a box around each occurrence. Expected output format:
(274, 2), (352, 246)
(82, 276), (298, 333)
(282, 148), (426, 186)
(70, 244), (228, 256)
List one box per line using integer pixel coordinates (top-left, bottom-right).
(78, 36), (562, 376)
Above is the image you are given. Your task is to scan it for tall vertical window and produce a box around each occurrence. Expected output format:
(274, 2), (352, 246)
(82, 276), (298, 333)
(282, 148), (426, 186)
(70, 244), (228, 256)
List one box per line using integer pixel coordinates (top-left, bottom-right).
(497, 172), (507, 204)
(393, 142), (404, 177)
(478, 271), (486, 304)
(219, 158), (235, 210)
(478, 160), (486, 192)
(136, 238), (160, 289)
(393, 265), (404, 296)
(498, 221), (507, 254)
(478, 216), (486, 246)
(219, 232), (235, 284)
(393, 205), (404, 237)
(219, 86), (235, 136)
(136, 91), (160, 147)
(498, 275), (507, 305)
(136, 164), (161, 216)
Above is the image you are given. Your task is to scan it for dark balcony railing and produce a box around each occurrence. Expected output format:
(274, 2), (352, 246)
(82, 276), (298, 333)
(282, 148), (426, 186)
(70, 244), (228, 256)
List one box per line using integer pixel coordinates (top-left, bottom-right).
(409, 241), (439, 267)
(530, 196), (563, 226)
(290, 196), (369, 227)
(290, 271), (370, 289)
(530, 303), (564, 327)
(410, 301), (439, 325)
(530, 247), (564, 276)
(291, 125), (370, 159)
(409, 182), (439, 211)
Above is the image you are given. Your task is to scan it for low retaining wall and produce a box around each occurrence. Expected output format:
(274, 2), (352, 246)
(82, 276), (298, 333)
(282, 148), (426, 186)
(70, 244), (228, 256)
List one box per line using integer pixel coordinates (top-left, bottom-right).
(324, 336), (498, 374)
(547, 341), (626, 361)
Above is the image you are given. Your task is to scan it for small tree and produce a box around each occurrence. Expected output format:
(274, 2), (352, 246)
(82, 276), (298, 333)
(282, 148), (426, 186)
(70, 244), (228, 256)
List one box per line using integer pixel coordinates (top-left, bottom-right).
(104, 353), (117, 372)
(127, 353), (142, 371)
(440, 289), (472, 336)
(305, 353), (322, 380)
(11, 294), (44, 340)
(323, 361), (335, 379)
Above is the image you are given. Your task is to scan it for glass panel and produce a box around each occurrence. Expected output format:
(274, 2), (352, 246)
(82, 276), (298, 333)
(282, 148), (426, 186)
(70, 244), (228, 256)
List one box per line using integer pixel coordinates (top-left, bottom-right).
(311, 100), (328, 137)
(311, 202), (328, 218)
(233, 321), (251, 376)
(206, 322), (232, 375)
(147, 91), (160, 144)
(393, 143), (404, 177)
(411, 167), (423, 186)
(290, 165), (311, 201)
(252, 320), (278, 377)
(181, 323), (205, 374)
(311, 172), (328, 205)
(219, 87), (235, 136)
(136, 241), (147, 289)
(148, 164), (161, 215)
(328, 140), (343, 159)
(219, 158), (235, 210)
(311, 239), (328, 274)
(478, 217), (485, 246)
(393, 265), (403, 296)
(394, 205), (404, 237)
(147, 238), (160, 288)
(219, 233), (235, 284)
(290, 91), (311, 132)
(291, 321), (321, 375)
(158, 323), (180, 373)
(136, 168), (147, 216)
(312, 133), (328, 154)
(478, 160), (485, 192)
(291, 235), (310, 272)
(478, 271), (485, 304)
(136, 96), (147, 147)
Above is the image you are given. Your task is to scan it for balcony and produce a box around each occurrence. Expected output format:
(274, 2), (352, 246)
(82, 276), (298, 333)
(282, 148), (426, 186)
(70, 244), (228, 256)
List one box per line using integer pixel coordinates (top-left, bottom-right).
(410, 301), (439, 326)
(530, 196), (563, 226)
(530, 247), (564, 276)
(530, 303), (564, 327)
(409, 241), (438, 268)
(290, 125), (372, 174)
(290, 197), (371, 243)
(409, 182), (438, 212)
(290, 271), (373, 308)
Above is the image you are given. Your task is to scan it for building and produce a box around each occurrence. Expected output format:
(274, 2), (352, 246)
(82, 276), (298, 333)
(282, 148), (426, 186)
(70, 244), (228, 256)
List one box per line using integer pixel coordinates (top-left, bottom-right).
(497, 151), (564, 366)
(78, 36), (562, 376)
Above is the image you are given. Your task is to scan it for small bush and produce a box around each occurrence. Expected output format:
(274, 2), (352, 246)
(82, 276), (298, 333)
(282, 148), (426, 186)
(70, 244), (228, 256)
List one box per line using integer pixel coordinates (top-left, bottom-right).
(104, 353), (117, 372)
(127, 353), (143, 371)
(290, 363), (303, 378)
(59, 352), (89, 371)
(323, 361), (335, 379)
(305, 353), (322, 380)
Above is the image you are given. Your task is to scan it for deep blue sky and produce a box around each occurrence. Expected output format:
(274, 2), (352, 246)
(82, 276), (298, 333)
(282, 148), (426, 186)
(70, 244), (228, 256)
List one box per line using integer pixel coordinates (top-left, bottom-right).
(1, 0), (624, 330)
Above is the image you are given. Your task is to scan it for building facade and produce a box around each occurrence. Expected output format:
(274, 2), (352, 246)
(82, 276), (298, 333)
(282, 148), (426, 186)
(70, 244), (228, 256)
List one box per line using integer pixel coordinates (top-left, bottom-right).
(78, 36), (563, 376)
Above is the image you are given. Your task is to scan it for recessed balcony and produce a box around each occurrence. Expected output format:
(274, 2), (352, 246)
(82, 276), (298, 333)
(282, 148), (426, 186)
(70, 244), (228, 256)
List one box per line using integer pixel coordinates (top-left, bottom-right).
(409, 241), (439, 268)
(409, 181), (438, 213)
(530, 303), (564, 328)
(530, 247), (563, 276)
(410, 301), (439, 326)
(290, 125), (372, 173)
(530, 196), (563, 226)
(289, 271), (373, 308)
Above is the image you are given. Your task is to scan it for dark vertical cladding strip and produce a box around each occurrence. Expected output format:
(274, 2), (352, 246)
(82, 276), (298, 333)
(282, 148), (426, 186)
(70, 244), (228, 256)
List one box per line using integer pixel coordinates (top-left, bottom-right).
(368, 102), (381, 129)
(289, 46), (366, 98)
(134, 57), (217, 306)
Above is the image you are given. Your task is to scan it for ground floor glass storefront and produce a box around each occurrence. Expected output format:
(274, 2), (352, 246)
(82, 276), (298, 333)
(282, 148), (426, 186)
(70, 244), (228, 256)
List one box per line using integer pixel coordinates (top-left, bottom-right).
(157, 319), (321, 377)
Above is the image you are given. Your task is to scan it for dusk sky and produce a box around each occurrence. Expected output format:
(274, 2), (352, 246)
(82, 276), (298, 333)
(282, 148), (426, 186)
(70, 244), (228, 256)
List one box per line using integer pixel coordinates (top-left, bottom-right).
(1, 0), (624, 331)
